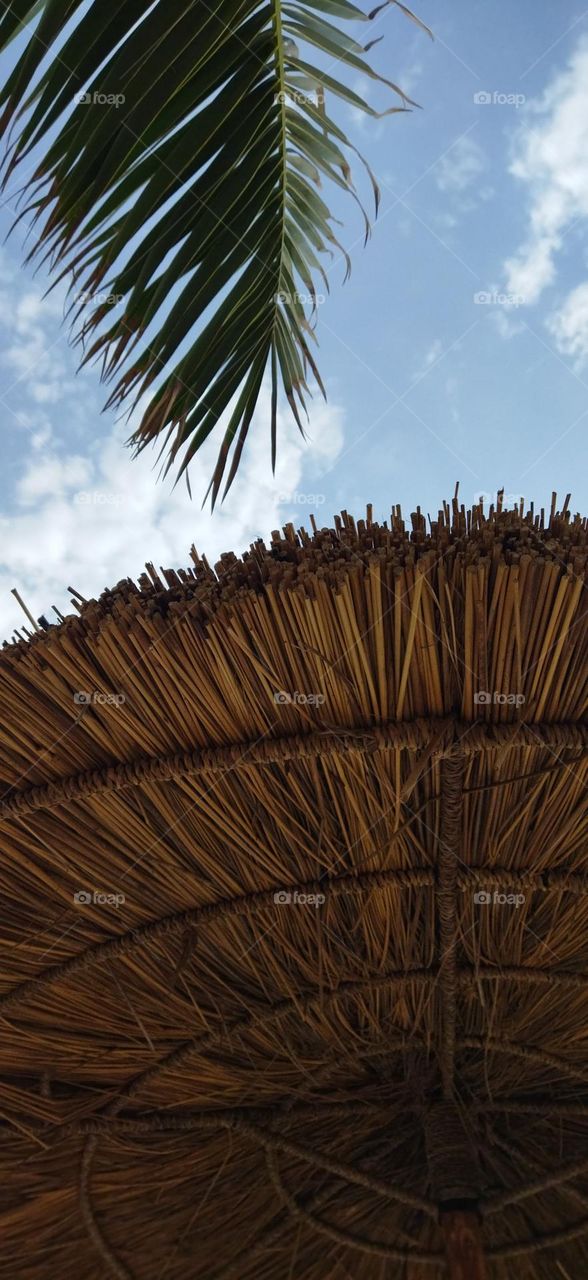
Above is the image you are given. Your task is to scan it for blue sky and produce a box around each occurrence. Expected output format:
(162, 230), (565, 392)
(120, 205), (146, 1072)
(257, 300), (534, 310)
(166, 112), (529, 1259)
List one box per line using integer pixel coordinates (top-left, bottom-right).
(1, 0), (588, 636)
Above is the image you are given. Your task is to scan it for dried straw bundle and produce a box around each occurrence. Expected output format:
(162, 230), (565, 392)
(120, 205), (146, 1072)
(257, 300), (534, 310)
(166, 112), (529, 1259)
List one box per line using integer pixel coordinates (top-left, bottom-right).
(0, 491), (587, 1279)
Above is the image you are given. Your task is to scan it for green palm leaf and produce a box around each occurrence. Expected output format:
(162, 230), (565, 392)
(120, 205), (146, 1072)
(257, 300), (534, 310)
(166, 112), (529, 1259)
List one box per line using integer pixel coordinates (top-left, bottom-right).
(0, 0), (430, 504)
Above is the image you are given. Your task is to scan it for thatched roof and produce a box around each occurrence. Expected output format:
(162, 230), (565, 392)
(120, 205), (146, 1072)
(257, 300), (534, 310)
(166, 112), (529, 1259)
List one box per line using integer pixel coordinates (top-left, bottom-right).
(1, 493), (587, 1279)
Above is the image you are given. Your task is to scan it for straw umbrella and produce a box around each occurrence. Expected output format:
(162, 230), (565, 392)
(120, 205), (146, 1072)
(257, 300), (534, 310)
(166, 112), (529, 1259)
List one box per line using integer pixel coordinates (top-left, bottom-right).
(0, 490), (587, 1278)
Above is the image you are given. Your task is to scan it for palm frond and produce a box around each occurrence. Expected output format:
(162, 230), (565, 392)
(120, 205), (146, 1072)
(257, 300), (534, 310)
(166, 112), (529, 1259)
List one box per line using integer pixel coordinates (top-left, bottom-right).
(0, 0), (430, 503)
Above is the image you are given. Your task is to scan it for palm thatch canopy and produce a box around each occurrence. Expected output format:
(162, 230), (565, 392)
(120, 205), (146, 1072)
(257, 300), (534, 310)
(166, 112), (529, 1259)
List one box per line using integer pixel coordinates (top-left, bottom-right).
(1, 492), (587, 1279)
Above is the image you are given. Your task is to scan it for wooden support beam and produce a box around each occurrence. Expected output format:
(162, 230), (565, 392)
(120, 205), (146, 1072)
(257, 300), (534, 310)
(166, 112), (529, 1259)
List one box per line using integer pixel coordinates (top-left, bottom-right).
(437, 753), (465, 1099)
(425, 1103), (487, 1278)
(440, 1209), (487, 1280)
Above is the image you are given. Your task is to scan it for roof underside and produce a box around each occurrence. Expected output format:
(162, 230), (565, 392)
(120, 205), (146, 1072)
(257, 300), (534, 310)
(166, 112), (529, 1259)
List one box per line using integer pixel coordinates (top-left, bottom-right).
(0, 496), (587, 1279)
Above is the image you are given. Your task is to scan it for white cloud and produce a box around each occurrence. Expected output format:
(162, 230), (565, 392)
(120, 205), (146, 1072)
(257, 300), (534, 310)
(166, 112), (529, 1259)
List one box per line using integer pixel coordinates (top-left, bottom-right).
(0, 248), (345, 640)
(436, 211), (458, 229)
(413, 338), (443, 379)
(16, 455), (91, 505)
(491, 308), (525, 340)
(504, 37), (588, 307)
(547, 280), (588, 361)
(424, 338), (442, 366)
(0, 393), (345, 639)
(30, 422), (53, 451)
(0, 285), (76, 405)
(348, 76), (386, 138)
(444, 374), (461, 425)
(436, 135), (485, 193)
(398, 61), (423, 100)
